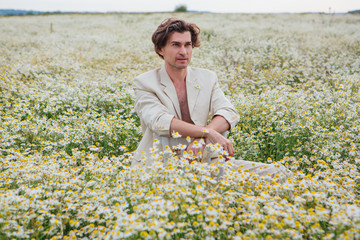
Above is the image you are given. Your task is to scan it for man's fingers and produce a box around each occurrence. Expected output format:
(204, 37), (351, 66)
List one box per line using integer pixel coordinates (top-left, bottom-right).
(187, 133), (233, 160)
(223, 139), (234, 156)
(186, 141), (205, 158)
(227, 140), (234, 156)
(228, 144), (234, 156)
(207, 131), (234, 156)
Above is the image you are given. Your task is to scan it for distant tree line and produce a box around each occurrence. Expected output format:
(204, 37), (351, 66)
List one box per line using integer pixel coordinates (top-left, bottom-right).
(0, 9), (94, 16)
(0, 9), (45, 16)
(348, 9), (360, 14)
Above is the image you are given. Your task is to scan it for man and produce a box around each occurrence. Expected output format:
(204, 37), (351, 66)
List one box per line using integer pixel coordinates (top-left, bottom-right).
(132, 18), (290, 180)
(133, 18), (238, 160)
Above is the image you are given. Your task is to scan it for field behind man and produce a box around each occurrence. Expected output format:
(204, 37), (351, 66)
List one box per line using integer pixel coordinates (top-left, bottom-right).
(0, 13), (359, 239)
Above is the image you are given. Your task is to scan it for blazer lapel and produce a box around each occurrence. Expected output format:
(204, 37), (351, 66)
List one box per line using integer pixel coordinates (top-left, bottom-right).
(159, 65), (182, 118)
(186, 67), (200, 117)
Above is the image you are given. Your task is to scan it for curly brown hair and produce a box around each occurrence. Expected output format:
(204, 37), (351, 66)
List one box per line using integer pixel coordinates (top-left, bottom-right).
(152, 18), (201, 59)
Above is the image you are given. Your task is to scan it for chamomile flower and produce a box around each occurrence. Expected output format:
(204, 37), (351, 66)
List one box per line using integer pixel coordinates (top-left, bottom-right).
(171, 131), (182, 138)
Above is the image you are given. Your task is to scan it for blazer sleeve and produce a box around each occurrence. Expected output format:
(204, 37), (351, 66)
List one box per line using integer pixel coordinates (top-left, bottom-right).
(133, 77), (174, 137)
(209, 75), (240, 130)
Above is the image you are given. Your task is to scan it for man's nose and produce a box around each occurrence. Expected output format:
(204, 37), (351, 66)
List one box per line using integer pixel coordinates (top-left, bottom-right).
(179, 45), (187, 55)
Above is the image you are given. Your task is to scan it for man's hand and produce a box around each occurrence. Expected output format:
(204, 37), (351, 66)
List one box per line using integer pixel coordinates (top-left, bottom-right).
(186, 138), (206, 158)
(170, 116), (235, 156)
(206, 128), (234, 156)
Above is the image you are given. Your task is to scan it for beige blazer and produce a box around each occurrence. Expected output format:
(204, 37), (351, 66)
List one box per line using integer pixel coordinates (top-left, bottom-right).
(132, 64), (240, 163)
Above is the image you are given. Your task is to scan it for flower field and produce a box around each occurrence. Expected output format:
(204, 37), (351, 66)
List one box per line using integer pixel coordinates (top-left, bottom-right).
(1, 12), (360, 239)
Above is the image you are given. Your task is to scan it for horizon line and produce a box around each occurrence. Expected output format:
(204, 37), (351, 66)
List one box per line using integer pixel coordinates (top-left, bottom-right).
(1, 8), (357, 14)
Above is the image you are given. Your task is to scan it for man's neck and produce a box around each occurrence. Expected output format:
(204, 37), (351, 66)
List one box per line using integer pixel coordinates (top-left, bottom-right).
(165, 64), (187, 84)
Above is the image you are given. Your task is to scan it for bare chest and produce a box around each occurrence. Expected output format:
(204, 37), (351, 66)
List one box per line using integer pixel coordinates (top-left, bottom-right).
(174, 84), (193, 124)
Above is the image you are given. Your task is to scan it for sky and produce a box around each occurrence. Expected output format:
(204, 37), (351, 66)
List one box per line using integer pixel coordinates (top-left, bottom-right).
(1, 0), (359, 13)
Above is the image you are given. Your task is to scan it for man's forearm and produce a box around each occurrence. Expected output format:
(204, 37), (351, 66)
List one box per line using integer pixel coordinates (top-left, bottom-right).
(206, 115), (230, 133)
(170, 118), (207, 138)
(170, 115), (234, 155)
(169, 115), (230, 138)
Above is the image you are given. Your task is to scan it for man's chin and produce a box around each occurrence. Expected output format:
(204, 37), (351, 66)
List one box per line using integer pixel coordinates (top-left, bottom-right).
(175, 63), (189, 69)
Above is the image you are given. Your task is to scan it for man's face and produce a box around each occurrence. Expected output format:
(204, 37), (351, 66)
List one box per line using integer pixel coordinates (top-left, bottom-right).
(158, 31), (193, 71)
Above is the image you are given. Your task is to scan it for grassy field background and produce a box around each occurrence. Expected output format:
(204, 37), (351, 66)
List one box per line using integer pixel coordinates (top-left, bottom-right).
(0, 13), (360, 239)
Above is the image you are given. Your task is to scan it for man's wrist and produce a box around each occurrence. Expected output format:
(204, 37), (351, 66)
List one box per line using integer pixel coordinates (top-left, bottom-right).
(201, 127), (210, 138)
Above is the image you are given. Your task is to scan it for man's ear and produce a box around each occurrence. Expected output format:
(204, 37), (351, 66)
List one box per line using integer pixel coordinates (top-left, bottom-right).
(157, 48), (163, 57)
